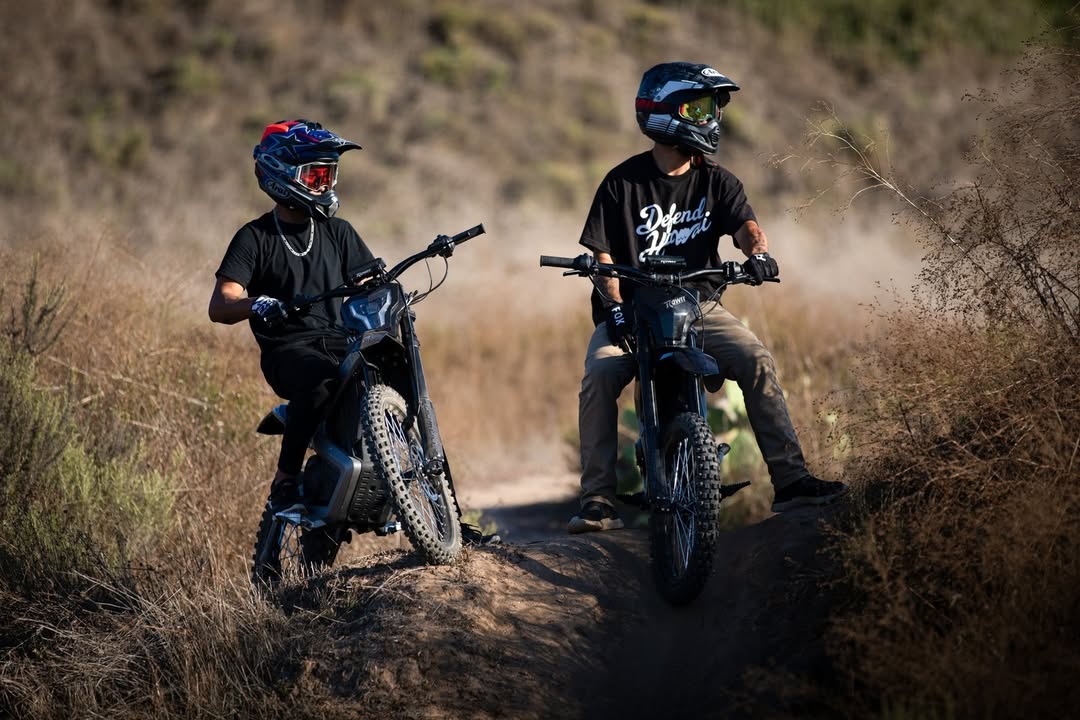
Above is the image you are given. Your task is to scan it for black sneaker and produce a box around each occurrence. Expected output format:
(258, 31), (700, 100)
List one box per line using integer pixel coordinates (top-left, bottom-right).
(568, 501), (624, 534)
(269, 477), (305, 514)
(461, 521), (501, 546)
(772, 475), (848, 512)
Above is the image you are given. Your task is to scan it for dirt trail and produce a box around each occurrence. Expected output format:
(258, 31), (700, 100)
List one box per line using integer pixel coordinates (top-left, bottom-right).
(282, 479), (840, 719)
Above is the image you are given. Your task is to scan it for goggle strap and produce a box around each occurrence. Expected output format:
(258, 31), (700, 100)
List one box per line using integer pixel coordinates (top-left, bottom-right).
(636, 98), (674, 114)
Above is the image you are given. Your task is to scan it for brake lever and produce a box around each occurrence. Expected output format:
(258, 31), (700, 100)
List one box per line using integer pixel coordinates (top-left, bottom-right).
(286, 294), (312, 317)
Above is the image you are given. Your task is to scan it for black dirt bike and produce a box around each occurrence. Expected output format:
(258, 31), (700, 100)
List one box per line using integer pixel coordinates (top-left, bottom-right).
(251, 224), (485, 589)
(540, 252), (775, 604)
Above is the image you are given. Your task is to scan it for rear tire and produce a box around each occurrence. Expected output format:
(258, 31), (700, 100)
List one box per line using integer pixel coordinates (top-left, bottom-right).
(649, 412), (723, 605)
(251, 499), (343, 592)
(363, 385), (462, 564)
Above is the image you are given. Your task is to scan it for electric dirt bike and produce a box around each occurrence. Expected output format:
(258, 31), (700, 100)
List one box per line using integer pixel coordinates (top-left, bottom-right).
(540, 252), (775, 604)
(251, 224), (485, 589)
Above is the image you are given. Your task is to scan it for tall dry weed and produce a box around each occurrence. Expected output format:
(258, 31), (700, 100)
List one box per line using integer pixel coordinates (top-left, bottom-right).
(830, 320), (1079, 718)
(816, 39), (1080, 719)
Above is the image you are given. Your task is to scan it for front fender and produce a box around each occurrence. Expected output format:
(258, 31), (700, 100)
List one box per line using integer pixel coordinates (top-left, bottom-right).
(656, 348), (725, 392)
(656, 348), (719, 377)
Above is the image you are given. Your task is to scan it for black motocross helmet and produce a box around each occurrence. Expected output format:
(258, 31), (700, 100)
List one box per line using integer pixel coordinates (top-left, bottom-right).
(635, 62), (739, 155)
(253, 119), (361, 220)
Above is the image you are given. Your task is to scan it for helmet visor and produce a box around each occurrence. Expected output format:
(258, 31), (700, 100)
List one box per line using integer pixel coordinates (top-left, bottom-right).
(675, 95), (720, 125)
(296, 162), (338, 191)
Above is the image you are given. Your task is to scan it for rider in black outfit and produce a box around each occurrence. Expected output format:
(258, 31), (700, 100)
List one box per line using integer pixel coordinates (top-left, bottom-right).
(209, 119), (371, 513)
(209, 119), (497, 544)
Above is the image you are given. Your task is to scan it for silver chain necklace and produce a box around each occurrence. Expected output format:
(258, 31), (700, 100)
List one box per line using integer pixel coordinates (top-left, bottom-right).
(273, 209), (315, 257)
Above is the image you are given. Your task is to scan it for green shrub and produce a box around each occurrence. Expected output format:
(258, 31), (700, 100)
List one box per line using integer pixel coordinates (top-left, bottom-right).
(0, 336), (173, 590)
(0, 264), (174, 594)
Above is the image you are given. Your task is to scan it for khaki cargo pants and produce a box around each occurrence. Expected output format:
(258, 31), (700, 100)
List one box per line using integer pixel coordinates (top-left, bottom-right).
(578, 302), (808, 508)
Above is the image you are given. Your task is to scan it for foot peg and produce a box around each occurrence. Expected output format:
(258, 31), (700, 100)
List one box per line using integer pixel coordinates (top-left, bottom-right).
(720, 481), (750, 498)
(376, 520), (401, 536)
(615, 492), (649, 509)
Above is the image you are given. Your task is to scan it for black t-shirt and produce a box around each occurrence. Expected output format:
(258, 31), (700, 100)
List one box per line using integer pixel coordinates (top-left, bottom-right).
(215, 212), (375, 353)
(579, 151), (756, 324)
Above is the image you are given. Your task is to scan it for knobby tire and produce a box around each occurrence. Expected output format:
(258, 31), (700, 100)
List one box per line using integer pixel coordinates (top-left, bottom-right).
(649, 411), (723, 605)
(362, 384), (462, 564)
(250, 495), (343, 593)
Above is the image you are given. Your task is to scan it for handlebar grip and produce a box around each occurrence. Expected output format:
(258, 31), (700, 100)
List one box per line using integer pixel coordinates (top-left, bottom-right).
(539, 255), (577, 269)
(451, 224), (485, 244)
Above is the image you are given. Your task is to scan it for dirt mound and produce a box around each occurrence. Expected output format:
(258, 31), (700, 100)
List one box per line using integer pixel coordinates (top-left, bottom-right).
(274, 503), (840, 719)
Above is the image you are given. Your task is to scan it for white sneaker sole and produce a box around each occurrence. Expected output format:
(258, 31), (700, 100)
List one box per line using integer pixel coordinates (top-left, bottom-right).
(567, 516), (625, 534)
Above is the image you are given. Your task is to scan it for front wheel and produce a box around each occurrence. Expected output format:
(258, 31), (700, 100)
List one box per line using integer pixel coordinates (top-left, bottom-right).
(649, 412), (723, 605)
(251, 500), (343, 592)
(362, 385), (462, 564)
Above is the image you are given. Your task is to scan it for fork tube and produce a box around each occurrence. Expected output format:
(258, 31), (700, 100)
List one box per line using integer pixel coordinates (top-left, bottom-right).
(638, 350), (664, 502)
(689, 375), (708, 417)
(402, 313), (445, 462)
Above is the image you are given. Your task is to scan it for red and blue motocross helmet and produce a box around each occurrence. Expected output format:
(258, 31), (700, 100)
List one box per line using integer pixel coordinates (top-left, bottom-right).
(253, 119), (361, 220)
(635, 62), (739, 155)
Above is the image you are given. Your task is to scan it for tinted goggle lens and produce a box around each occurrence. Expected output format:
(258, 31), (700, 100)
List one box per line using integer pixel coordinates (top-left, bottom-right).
(297, 163), (337, 190)
(676, 96), (720, 125)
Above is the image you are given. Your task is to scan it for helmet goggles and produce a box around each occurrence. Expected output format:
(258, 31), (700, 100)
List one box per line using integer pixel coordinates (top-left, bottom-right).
(636, 91), (730, 126)
(676, 95), (721, 125)
(296, 161), (338, 191)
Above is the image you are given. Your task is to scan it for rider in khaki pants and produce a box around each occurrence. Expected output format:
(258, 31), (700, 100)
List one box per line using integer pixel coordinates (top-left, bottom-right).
(568, 62), (846, 534)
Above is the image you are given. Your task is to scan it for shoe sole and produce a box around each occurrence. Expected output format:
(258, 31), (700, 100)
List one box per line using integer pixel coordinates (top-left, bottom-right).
(567, 516), (625, 534)
(772, 487), (848, 513)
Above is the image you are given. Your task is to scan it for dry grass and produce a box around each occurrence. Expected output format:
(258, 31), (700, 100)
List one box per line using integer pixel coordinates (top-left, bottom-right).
(826, 319), (1080, 718)
(0, 571), (311, 720)
(811, 41), (1080, 719)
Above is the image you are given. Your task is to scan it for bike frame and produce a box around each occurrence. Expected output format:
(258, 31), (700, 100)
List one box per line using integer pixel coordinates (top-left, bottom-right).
(631, 284), (717, 510)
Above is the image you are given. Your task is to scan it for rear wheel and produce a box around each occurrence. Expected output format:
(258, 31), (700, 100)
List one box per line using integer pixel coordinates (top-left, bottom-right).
(363, 384), (462, 564)
(649, 412), (723, 605)
(251, 500), (343, 592)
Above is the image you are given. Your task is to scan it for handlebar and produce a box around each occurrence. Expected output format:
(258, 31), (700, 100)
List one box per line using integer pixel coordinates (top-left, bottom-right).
(538, 255), (578, 270)
(385, 223), (485, 280)
(539, 253), (779, 288)
(289, 224), (486, 311)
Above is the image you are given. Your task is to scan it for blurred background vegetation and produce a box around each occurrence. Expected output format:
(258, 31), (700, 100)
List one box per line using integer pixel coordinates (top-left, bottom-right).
(0, 0), (1077, 718)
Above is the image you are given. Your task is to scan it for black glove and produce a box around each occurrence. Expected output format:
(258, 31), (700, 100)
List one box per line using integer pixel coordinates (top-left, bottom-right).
(744, 253), (779, 285)
(604, 303), (633, 347)
(251, 295), (289, 328)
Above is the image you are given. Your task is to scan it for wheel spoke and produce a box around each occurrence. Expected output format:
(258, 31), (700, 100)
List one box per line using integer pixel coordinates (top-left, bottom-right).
(277, 520), (304, 581)
(368, 386), (460, 563)
(665, 436), (698, 577)
(387, 412), (450, 542)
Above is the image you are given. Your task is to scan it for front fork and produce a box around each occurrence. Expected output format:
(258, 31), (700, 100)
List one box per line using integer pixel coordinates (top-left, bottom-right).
(401, 314), (459, 498)
(635, 322), (719, 509)
(637, 370), (709, 507)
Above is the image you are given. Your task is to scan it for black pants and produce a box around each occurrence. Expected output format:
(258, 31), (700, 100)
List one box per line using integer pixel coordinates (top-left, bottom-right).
(261, 336), (349, 476)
